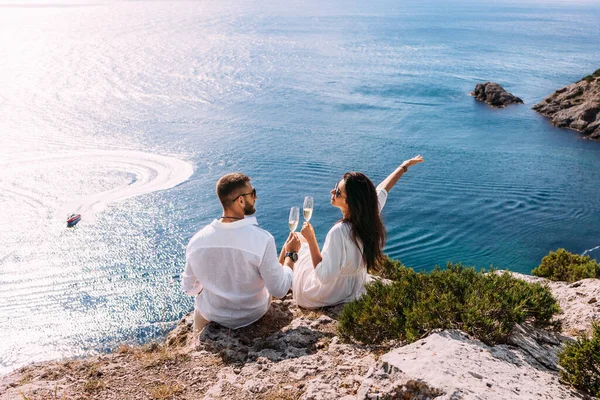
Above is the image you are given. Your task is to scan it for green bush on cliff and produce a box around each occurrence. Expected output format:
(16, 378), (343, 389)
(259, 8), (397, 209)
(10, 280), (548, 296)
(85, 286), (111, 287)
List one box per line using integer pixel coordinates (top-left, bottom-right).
(532, 248), (600, 282)
(582, 69), (600, 83)
(377, 256), (413, 281)
(339, 260), (560, 346)
(558, 323), (600, 397)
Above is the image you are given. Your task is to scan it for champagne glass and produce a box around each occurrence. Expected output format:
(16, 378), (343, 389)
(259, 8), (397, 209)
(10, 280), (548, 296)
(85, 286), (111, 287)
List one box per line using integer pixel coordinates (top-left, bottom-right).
(289, 207), (299, 232)
(303, 196), (314, 222)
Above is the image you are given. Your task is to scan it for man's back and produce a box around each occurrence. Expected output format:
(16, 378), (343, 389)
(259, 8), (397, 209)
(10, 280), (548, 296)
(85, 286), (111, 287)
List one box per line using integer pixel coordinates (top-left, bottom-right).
(182, 216), (292, 329)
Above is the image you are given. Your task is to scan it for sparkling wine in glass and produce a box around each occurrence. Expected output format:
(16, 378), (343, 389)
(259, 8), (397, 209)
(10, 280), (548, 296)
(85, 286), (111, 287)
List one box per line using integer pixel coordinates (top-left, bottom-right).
(289, 206), (300, 232)
(303, 196), (314, 222)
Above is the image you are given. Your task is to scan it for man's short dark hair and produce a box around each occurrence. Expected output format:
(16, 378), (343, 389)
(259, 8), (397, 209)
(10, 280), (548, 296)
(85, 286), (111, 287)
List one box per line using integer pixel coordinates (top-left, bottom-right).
(216, 173), (251, 206)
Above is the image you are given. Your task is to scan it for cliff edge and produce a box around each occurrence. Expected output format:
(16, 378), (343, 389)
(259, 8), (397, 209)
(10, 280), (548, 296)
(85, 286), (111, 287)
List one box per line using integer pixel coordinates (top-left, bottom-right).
(1, 274), (598, 400)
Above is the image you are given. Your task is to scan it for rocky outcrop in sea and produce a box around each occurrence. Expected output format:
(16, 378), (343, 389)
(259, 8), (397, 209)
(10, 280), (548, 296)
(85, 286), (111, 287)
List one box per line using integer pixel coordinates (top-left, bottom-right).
(471, 82), (524, 108)
(1, 273), (598, 399)
(533, 70), (600, 140)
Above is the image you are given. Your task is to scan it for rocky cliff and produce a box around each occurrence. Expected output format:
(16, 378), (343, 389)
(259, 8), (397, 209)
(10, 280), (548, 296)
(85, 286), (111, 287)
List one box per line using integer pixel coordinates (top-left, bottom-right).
(1, 273), (598, 400)
(533, 70), (600, 140)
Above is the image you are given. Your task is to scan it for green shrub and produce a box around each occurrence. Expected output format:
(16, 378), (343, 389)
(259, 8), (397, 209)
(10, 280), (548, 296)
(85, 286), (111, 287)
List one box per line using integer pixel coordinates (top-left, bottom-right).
(582, 69), (600, 83)
(532, 248), (600, 282)
(376, 256), (413, 281)
(340, 262), (560, 346)
(558, 323), (600, 397)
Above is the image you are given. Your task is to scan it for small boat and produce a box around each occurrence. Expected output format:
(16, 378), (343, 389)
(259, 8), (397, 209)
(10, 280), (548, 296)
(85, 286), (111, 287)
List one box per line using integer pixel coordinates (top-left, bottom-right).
(67, 213), (81, 227)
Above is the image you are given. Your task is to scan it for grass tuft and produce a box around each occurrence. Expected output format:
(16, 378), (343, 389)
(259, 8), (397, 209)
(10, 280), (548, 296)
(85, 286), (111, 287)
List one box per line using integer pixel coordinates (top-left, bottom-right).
(117, 344), (136, 354)
(150, 382), (185, 400)
(18, 372), (34, 386)
(137, 344), (189, 369)
(83, 378), (105, 393)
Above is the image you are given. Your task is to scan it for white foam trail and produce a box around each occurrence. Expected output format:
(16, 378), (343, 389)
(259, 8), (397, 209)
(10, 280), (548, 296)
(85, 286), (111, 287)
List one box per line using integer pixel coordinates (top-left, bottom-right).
(581, 245), (600, 257)
(52, 150), (194, 222)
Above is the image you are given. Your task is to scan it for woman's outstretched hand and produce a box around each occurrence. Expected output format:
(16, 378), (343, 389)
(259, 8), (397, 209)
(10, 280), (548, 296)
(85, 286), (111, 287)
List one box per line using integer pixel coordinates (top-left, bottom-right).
(378, 154), (424, 193)
(402, 155), (424, 169)
(301, 222), (317, 244)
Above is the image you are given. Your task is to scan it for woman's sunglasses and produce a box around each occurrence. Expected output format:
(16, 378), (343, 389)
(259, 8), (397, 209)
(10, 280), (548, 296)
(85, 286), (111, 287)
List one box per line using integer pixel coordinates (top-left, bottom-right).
(333, 182), (343, 198)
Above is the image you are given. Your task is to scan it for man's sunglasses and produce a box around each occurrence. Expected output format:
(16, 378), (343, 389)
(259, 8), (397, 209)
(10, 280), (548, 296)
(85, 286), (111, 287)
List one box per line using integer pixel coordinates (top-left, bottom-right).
(234, 188), (257, 202)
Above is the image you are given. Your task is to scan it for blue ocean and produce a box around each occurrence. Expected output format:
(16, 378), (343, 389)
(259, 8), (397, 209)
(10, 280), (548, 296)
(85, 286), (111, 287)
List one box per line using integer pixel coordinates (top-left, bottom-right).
(1, 0), (600, 374)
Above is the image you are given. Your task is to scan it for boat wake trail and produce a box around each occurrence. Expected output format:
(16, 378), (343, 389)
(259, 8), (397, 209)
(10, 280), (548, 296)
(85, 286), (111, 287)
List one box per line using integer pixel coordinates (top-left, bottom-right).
(582, 245), (600, 257)
(55, 150), (194, 222)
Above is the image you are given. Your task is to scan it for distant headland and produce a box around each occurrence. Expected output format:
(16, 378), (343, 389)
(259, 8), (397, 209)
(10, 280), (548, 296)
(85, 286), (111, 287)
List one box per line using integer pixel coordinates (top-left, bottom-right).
(533, 69), (600, 140)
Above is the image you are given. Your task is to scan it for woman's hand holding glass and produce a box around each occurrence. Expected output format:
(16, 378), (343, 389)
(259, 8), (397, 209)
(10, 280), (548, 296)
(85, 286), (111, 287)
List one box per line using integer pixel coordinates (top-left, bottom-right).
(284, 231), (301, 252)
(300, 222), (317, 245)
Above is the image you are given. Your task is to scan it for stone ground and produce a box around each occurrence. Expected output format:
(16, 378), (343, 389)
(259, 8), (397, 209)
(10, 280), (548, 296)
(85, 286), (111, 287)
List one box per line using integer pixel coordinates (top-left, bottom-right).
(1, 275), (598, 400)
(366, 328), (590, 400)
(0, 296), (385, 400)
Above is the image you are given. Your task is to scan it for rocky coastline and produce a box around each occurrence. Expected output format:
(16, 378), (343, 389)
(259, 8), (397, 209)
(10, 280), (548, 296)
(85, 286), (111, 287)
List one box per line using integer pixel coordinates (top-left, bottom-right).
(1, 272), (598, 400)
(533, 70), (600, 140)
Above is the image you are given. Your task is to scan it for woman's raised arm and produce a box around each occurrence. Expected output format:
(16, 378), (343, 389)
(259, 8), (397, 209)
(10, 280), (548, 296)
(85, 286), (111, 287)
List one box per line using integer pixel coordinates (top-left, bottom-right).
(377, 155), (424, 193)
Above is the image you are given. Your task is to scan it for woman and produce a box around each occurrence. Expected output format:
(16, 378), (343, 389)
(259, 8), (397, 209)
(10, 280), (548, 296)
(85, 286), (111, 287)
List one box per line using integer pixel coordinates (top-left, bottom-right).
(292, 155), (424, 309)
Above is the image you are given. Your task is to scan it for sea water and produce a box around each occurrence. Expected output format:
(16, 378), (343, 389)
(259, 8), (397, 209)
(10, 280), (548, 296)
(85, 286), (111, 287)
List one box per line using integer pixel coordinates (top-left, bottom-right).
(1, 0), (600, 374)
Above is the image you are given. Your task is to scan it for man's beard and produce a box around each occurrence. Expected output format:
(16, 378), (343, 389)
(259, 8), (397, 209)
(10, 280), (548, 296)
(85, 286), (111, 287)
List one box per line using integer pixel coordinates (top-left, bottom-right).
(244, 203), (256, 215)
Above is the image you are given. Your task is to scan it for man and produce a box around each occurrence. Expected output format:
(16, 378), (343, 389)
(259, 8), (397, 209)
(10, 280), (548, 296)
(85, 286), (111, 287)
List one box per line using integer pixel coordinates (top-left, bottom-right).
(182, 172), (300, 332)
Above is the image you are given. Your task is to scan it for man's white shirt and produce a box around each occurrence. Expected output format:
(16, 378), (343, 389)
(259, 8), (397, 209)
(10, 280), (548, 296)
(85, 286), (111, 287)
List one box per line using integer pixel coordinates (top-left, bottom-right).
(182, 216), (293, 329)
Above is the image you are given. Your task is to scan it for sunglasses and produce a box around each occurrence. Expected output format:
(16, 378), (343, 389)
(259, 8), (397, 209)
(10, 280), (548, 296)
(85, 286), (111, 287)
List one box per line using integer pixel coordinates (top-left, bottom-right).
(234, 187), (257, 202)
(333, 182), (343, 198)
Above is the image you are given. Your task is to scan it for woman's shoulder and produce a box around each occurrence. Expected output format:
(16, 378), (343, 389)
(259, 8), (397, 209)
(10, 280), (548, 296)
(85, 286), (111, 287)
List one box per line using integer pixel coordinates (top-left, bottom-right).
(327, 221), (351, 238)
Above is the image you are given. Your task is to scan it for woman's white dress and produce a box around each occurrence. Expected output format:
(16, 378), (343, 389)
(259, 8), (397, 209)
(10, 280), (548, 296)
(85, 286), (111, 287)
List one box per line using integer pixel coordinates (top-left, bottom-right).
(292, 189), (388, 309)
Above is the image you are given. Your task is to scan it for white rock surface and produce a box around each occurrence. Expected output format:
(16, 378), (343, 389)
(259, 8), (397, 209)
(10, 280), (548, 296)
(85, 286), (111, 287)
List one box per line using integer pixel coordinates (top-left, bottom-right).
(510, 272), (600, 337)
(365, 330), (587, 400)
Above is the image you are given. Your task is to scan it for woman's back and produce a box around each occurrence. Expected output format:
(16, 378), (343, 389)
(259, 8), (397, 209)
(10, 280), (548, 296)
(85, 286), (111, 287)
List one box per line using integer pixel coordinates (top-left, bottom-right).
(292, 189), (387, 309)
(290, 155), (423, 309)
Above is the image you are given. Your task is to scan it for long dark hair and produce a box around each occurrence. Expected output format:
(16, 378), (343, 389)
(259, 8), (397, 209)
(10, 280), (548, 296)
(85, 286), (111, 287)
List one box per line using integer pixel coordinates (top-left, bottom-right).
(342, 172), (386, 272)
